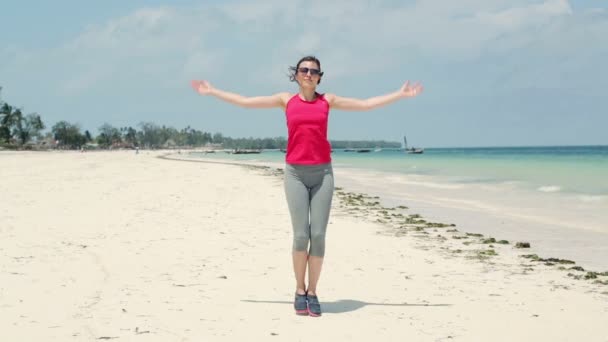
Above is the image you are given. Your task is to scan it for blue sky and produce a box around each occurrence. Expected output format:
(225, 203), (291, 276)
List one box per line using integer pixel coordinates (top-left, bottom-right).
(1, 0), (607, 147)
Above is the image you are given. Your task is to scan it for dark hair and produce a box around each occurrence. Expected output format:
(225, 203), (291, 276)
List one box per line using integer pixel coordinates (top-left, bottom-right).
(289, 55), (323, 84)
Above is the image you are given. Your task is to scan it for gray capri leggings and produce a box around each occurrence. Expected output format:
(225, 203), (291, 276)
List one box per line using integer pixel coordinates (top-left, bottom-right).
(284, 163), (334, 257)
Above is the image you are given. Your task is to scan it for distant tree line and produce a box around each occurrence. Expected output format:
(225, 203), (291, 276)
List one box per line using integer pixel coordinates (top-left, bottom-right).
(1, 86), (400, 150)
(0, 87), (46, 146)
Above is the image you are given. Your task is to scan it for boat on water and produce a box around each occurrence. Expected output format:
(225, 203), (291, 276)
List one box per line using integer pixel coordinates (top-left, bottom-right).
(403, 135), (424, 154)
(231, 149), (262, 154)
(343, 148), (372, 153)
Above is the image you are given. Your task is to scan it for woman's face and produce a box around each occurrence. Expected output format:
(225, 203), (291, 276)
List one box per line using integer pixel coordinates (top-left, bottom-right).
(295, 60), (322, 88)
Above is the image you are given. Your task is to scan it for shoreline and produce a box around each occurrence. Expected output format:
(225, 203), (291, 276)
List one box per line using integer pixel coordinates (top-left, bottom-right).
(333, 166), (608, 271)
(163, 153), (608, 281)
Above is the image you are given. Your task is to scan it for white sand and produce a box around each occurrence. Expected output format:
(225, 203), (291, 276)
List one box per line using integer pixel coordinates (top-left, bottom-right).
(1, 151), (607, 341)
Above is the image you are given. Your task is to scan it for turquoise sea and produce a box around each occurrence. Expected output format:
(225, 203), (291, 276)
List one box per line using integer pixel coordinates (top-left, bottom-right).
(190, 145), (608, 270)
(192, 145), (608, 197)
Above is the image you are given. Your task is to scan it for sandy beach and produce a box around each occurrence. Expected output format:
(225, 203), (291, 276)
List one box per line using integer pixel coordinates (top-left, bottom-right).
(1, 150), (607, 342)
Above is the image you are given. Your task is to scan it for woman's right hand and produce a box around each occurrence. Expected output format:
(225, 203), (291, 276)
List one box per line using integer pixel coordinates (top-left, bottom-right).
(190, 80), (213, 95)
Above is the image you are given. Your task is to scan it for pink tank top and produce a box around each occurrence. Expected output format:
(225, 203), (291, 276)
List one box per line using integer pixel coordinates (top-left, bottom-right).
(285, 93), (332, 165)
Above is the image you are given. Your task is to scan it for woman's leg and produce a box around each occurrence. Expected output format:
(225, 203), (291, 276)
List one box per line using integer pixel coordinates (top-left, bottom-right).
(307, 166), (334, 295)
(284, 165), (311, 295)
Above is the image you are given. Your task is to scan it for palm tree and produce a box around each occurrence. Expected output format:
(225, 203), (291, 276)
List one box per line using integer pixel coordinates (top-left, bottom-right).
(52, 121), (86, 149)
(0, 103), (19, 144)
(17, 113), (45, 145)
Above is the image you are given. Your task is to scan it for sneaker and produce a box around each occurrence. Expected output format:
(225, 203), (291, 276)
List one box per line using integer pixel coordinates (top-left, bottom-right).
(307, 294), (322, 317)
(294, 293), (308, 315)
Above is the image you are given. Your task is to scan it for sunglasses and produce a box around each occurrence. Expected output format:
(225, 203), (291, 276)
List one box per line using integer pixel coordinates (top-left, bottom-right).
(298, 67), (323, 76)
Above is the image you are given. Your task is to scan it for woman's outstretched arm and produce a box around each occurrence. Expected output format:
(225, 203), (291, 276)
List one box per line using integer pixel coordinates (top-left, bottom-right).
(326, 81), (423, 111)
(191, 80), (289, 109)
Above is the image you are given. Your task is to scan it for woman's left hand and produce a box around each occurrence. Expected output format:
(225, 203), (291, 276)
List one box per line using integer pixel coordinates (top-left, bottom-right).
(400, 81), (424, 98)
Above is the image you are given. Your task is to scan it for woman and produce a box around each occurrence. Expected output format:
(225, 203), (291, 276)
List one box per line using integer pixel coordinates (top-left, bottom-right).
(191, 56), (423, 317)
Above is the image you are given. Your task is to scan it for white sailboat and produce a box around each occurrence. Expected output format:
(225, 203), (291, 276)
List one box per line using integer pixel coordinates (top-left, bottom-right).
(403, 135), (424, 154)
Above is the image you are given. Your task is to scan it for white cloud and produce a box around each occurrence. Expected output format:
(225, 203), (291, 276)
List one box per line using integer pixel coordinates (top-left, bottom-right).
(474, 0), (571, 31)
(2, 1), (606, 99)
(1, 7), (225, 96)
(218, 0), (288, 23)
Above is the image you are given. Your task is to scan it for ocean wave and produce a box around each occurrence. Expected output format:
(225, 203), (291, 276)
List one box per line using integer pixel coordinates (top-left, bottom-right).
(538, 185), (561, 193)
(578, 195), (605, 203)
(404, 180), (466, 190)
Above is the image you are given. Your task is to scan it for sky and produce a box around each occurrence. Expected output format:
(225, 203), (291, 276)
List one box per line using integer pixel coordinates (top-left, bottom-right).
(1, 0), (607, 148)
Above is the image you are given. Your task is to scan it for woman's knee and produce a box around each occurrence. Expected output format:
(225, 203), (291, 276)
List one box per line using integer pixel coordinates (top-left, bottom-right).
(308, 232), (326, 257)
(293, 235), (309, 252)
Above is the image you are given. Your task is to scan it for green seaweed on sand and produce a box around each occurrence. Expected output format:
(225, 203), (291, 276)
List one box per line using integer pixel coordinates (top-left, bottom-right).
(332, 184), (605, 282)
(568, 273), (583, 280)
(520, 254), (575, 264)
(466, 233), (484, 237)
(543, 258), (575, 264)
(425, 222), (456, 228)
(469, 249), (498, 260)
(584, 272), (599, 280)
(482, 237), (509, 244)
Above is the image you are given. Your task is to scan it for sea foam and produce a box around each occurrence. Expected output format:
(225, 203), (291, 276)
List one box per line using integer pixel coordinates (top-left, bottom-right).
(538, 185), (561, 193)
(579, 195), (604, 203)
